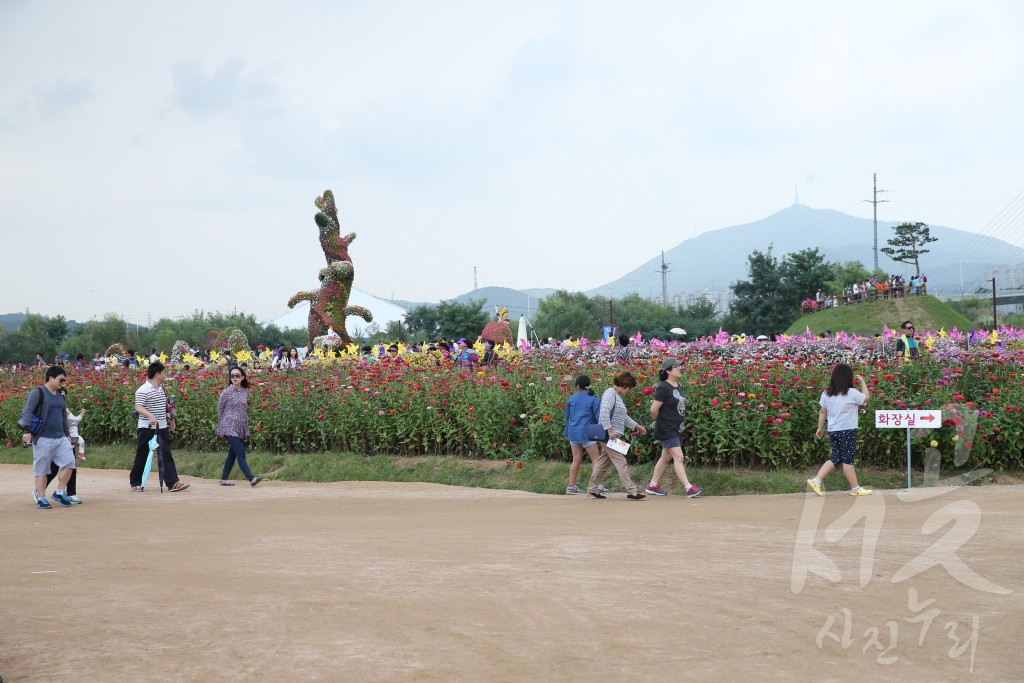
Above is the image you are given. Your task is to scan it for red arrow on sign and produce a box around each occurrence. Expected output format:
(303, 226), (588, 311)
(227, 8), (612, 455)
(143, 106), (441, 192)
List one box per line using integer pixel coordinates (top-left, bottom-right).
(919, 414), (936, 422)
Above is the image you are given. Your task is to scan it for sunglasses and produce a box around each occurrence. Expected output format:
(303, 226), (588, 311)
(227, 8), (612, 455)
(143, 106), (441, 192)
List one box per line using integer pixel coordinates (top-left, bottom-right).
(904, 326), (914, 330)
(230, 374), (243, 379)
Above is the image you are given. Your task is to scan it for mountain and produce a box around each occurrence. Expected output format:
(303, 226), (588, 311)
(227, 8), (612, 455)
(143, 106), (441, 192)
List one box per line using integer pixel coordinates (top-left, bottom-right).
(0, 313), (27, 333)
(586, 204), (1024, 303)
(392, 286), (548, 320)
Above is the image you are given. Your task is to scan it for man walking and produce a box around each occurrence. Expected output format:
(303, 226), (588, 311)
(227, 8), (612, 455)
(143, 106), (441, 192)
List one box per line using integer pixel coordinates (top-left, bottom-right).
(18, 366), (78, 509)
(129, 361), (189, 492)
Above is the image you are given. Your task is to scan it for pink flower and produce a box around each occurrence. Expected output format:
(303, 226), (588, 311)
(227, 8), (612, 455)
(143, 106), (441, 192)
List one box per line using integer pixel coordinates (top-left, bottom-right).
(377, 410), (385, 416)
(642, 386), (655, 396)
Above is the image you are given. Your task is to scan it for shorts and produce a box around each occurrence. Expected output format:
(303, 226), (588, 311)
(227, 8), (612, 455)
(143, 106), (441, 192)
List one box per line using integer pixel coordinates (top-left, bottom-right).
(829, 429), (858, 467)
(660, 437), (682, 449)
(32, 436), (76, 477)
(570, 440), (598, 448)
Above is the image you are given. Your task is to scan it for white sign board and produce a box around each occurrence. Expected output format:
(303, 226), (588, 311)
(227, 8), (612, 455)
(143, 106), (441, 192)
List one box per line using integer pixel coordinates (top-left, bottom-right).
(874, 410), (942, 429)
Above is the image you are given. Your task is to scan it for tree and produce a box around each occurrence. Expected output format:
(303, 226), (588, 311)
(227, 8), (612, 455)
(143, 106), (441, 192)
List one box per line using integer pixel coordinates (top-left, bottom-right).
(880, 222), (937, 274)
(827, 260), (873, 294)
(729, 247), (788, 336)
(404, 304), (441, 340)
(434, 299), (489, 341)
(533, 290), (601, 340)
(611, 293), (678, 339)
(676, 297), (721, 339)
(779, 248), (833, 303)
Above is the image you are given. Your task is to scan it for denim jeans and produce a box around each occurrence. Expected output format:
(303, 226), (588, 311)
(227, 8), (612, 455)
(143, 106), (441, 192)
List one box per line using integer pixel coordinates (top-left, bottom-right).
(221, 436), (254, 481)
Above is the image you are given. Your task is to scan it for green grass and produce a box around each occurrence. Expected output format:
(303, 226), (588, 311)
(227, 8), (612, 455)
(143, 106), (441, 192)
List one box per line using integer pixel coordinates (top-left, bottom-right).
(2, 445), (1012, 496)
(784, 295), (974, 336)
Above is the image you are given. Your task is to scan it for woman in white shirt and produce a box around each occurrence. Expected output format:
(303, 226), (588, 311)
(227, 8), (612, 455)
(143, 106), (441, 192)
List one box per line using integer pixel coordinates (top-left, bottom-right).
(807, 363), (872, 497)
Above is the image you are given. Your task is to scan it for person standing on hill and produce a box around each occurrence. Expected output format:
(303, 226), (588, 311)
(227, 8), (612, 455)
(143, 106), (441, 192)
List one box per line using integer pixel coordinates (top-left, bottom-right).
(807, 364), (872, 497)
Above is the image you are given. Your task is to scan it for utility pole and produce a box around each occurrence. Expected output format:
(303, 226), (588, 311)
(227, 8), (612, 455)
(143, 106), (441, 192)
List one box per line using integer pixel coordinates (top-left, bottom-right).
(473, 266), (478, 294)
(865, 173), (888, 272)
(608, 299), (614, 327)
(660, 251), (670, 304)
(992, 278), (998, 328)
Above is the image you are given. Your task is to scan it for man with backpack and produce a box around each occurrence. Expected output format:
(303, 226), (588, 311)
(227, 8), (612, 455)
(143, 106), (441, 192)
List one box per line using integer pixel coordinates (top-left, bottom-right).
(18, 365), (78, 509)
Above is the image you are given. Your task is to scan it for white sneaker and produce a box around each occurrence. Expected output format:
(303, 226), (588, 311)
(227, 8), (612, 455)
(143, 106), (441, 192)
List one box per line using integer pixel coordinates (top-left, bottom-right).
(67, 495), (83, 504)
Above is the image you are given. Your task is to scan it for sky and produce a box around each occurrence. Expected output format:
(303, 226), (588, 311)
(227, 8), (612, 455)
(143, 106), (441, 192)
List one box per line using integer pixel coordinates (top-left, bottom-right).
(2, 0), (1023, 325)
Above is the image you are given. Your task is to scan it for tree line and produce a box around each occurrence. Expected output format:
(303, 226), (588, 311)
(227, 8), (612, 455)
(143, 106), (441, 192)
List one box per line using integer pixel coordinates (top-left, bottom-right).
(0, 312), (309, 365)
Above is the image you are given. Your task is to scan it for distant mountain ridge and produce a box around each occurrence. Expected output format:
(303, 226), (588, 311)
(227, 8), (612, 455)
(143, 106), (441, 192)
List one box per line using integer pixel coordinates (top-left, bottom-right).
(392, 286), (551, 319)
(586, 204), (1024, 301)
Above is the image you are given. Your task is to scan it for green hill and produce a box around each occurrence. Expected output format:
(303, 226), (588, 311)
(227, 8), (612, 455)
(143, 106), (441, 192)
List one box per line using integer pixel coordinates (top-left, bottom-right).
(783, 295), (973, 336)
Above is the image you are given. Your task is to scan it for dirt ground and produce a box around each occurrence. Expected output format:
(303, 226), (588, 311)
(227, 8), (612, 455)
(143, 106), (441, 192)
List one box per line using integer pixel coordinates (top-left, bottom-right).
(1, 465), (1022, 682)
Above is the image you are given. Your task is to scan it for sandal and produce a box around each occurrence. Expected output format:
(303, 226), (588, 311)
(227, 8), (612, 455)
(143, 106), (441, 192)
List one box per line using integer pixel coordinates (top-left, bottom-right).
(132, 486), (144, 492)
(169, 482), (190, 492)
(219, 480), (235, 486)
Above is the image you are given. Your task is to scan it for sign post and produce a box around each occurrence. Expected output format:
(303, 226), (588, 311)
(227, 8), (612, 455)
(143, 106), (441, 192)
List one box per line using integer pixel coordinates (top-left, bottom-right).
(874, 410), (941, 489)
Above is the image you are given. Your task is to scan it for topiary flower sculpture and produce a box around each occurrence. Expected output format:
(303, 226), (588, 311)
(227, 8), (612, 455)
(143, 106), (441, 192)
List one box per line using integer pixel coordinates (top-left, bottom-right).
(288, 189), (373, 348)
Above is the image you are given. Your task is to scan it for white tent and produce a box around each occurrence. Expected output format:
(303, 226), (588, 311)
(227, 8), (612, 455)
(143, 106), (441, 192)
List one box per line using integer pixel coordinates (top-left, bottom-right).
(270, 288), (407, 338)
(517, 316), (528, 346)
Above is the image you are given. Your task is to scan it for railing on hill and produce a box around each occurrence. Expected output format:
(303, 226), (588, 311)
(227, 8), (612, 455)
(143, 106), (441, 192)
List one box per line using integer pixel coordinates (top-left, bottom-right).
(800, 283), (929, 316)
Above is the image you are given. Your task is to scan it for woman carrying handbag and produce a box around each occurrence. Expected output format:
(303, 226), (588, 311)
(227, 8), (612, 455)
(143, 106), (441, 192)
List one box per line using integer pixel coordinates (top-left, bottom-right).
(587, 372), (647, 500)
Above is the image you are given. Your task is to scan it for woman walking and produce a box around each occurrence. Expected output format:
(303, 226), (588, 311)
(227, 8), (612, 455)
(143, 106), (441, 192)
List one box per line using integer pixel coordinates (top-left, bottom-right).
(807, 363), (872, 496)
(215, 367), (262, 487)
(563, 375), (605, 495)
(645, 358), (702, 498)
(587, 372), (647, 500)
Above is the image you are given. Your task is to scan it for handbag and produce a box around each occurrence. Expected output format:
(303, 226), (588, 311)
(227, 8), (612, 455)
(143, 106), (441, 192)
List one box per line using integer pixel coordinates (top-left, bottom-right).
(585, 422), (609, 442)
(585, 399), (618, 442)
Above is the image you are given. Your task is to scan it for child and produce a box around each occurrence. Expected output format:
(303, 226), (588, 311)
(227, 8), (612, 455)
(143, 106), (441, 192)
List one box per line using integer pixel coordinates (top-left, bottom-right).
(67, 406), (86, 460)
(562, 375), (605, 495)
(807, 363), (872, 496)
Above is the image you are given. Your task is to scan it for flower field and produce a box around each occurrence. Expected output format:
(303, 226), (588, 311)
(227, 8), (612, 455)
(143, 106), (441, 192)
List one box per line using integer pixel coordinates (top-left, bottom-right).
(2, 330), (1023, 471)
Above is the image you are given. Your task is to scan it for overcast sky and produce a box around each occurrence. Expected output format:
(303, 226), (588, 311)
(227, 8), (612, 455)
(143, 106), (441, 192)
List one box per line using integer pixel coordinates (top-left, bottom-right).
(2, 0), (1023, 324)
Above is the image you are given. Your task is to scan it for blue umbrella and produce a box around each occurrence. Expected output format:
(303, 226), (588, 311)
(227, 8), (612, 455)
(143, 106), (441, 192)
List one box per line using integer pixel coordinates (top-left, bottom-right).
(141, 435), (159, 491)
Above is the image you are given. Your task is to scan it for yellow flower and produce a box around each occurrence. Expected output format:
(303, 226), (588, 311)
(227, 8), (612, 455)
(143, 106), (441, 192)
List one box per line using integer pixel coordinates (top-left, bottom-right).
(477, 370), (484, 377)
(930, 440), (938, 448)
(748, 393), (756, 399)
(952, 435), (960, 442)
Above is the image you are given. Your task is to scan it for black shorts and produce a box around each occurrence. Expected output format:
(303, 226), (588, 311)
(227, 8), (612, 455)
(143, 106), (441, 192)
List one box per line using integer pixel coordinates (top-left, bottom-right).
(829, 429), (857, 467)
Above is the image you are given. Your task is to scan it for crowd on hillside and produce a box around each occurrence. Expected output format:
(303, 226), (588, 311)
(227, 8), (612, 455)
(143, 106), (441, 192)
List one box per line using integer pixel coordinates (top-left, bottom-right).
(802, 274), (927, 314)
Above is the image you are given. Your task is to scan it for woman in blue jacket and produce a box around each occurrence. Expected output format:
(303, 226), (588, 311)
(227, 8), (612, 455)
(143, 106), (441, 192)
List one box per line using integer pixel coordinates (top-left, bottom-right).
(563, 375), (605, 495)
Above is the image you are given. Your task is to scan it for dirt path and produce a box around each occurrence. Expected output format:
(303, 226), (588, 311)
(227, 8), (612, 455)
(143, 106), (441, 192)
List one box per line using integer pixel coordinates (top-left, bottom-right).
(1, 465), (1021, 682)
